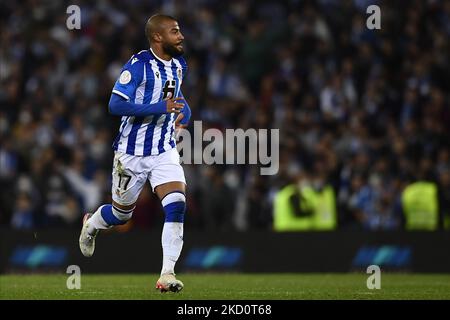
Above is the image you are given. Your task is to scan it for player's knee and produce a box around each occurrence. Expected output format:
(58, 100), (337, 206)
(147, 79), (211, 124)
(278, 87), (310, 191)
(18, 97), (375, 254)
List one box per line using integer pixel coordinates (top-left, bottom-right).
(161, 192), (186, 223)
(101, 204), (134, 225)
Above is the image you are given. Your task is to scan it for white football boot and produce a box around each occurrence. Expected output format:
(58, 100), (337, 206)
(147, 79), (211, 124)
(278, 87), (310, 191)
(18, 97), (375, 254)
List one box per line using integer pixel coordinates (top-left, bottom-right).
(79, 213), (98, 257)
(156, 273), (184, 293)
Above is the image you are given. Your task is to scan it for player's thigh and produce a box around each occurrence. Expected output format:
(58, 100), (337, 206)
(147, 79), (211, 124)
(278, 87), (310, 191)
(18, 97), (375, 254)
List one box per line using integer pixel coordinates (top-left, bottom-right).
(148, 148), (186, 200)
(111, 152), (147, 207)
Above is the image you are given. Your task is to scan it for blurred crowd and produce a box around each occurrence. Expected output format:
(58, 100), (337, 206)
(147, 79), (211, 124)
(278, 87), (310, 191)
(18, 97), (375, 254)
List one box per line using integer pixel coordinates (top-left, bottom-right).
(0, 0), (449, 231)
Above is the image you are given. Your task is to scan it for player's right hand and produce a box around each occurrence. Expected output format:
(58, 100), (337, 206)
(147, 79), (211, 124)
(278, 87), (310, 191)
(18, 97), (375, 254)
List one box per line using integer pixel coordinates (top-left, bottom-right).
(165, 96), (184, 113)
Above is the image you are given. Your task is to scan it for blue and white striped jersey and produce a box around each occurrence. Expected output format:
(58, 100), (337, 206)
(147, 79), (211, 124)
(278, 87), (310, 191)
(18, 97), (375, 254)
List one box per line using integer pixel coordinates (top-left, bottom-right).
(111, 48), (187, 156)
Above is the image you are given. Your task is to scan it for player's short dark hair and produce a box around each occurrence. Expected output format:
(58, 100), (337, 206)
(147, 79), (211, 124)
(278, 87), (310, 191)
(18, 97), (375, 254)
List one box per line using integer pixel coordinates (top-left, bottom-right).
(145, 14), (177, 43)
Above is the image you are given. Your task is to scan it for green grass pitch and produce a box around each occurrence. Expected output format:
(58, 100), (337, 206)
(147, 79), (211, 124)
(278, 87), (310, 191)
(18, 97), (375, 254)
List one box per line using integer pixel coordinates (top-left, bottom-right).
(1, 273), (450, 300)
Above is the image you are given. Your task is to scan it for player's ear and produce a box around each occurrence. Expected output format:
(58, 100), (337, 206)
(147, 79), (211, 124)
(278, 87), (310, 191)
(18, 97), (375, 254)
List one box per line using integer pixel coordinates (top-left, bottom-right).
(153, 32), (162, 43)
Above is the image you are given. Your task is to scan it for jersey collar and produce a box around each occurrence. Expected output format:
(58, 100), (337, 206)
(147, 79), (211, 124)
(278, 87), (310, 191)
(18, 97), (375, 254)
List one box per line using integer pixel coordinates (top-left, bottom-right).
(150, 47), (173, 66)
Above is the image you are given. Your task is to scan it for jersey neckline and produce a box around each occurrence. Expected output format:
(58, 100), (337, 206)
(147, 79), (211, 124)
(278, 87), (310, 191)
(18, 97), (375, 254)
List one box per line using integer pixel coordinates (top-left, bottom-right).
(149, 47), (173, 66)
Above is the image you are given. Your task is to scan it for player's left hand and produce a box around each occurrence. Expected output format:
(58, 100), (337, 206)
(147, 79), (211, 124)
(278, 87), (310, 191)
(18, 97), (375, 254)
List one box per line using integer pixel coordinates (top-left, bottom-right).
(174, 113), (187, 139)
(174, 113), (187, 129)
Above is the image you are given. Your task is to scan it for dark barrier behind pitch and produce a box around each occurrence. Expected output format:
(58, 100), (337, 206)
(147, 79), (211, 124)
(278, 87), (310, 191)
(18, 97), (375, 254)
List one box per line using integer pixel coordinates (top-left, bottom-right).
(1, 229), (450, 273)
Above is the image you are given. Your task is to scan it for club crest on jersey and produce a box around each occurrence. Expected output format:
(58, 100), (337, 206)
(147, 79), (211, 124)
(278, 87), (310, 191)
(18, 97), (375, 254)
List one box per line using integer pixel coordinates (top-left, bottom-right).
(119, 70), (131, 84)
(155, 71), (160, 79)
(177, 68), (182, 79)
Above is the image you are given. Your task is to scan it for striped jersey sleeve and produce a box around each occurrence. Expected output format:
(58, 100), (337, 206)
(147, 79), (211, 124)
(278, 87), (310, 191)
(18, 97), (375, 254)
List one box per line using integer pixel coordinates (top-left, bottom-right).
(112, 56), (145, 101)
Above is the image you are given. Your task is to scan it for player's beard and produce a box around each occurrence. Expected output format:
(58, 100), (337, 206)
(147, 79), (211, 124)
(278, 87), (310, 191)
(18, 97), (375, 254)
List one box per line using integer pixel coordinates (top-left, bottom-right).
(163, 42), (184, 57)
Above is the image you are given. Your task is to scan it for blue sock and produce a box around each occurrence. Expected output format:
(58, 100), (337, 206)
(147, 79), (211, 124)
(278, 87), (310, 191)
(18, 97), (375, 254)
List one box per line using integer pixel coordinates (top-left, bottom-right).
(100, 204), (133, 226)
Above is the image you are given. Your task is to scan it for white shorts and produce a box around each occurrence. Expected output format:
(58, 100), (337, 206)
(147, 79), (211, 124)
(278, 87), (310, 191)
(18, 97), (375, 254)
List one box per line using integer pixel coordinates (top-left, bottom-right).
(111, 148), (186, 206)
